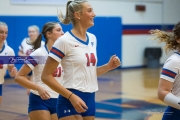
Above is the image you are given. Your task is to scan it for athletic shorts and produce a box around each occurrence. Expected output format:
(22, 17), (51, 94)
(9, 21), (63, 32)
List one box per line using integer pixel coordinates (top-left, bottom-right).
(57, 89), (95, 118)
(162, 106), (180, 120)
(0, 84), (2, 96)
(27, 71), (32, 76)
(28, 92), (57, 114)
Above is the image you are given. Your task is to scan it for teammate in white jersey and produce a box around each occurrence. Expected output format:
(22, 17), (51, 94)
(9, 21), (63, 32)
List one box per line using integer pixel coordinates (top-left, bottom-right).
(15, 22), (64, 120)
(0, 21), (17, 105)
(18, 25), (45, 56)
(150, 22), (180, 120)
(41, 1), (121, 120)
(18, 25), (45, 95)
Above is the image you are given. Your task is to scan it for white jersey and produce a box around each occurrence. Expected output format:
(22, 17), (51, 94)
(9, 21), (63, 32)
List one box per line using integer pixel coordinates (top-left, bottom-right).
(4, 40), (7, 45)
(49, 31), (98, 93)
(26, 45), (63, 98)
(0, 44), (15, 84)
(19, 38), (45, 56)
(160, 52), (180, 97)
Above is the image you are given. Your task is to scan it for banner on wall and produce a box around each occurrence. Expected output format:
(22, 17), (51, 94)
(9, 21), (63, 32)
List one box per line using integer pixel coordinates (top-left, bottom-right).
(11, 0), (68, 5)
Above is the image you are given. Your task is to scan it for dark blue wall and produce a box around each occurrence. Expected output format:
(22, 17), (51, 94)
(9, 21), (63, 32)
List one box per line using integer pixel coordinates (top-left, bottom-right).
(0, 16), (122, 75)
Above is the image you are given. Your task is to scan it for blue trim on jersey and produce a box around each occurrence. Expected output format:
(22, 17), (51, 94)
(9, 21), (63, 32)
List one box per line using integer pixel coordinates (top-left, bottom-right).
(161, 68), (177, 79)
(175, 52), (180, 56)
(45, 45), (49, 53)
(26, 56), (38, 67)
(50, 47), (65, 59)
(0, 44), (5, 54)
(69, 31), (89, 45)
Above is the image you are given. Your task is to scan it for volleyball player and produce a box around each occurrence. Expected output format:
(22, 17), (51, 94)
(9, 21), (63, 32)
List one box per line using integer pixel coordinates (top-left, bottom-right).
(41, 0), (121, 120)
(18, 25), (45, 95)
(18, 25), (45, 56)
(15, 22), (64, 120)
(150, 22), (180, 120)
(0, 21), (17, 105)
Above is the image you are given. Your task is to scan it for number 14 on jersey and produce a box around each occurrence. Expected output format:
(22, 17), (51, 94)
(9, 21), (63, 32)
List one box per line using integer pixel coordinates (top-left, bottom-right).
(85, 53), (96, 66)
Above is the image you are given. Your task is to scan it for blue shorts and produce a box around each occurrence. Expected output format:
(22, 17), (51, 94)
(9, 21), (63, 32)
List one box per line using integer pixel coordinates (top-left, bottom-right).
(0, 84), (2, 96)
(57, 89), (95, 118)
(27, 71), (32, 76)
(162, 106), (180, 120)
(28, 92), (57, 114)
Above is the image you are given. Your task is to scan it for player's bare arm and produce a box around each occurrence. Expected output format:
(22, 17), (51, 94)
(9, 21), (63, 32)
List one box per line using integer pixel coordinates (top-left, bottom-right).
(41, 56), (88, 113)
(15, 64), (50, 100)
(97, 55), (121, 76)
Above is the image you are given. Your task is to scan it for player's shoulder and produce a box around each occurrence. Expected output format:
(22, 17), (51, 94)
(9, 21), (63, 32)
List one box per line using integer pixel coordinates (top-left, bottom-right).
(87, 32), (97, 42)
(5, 44), (14, 52)
(55, 32), (71, 43)
(87, 32), (96, 38)
(165, 53), (180, 65)
(61, 31), (72, 39)
(21, 38), (29, 43)
(41, 40), (45, 45)
(31, 47), (45, 56)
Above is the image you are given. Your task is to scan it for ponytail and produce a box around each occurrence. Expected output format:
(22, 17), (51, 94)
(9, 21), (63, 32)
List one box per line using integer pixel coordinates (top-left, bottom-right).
(58, 1), (72, 24)
(27, 34), (42, 51)
(58, 0), (87, 26)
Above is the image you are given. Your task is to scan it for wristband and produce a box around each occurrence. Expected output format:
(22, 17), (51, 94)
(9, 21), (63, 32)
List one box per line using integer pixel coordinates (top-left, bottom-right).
(164, 93), (180, 109)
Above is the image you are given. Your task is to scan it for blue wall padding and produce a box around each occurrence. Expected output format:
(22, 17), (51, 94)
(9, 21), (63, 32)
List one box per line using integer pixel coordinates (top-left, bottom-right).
(0, 16), (122, 76)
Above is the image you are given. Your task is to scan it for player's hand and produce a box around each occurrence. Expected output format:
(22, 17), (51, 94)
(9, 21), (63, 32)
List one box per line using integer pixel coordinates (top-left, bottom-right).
(10, 67), (18, 77)
(37, 87), (50, 100)
(69, 93), (88, 113)
(107, 55), (121, 70)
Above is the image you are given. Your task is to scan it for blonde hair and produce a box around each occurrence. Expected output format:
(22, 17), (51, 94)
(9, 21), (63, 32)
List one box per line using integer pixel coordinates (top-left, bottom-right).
(0, 21), (7, 27)
(58, 0), (87, 26)
(28, 22), (59, 50)
(28, 25), (39, 33)
(150, 22), (180, 53)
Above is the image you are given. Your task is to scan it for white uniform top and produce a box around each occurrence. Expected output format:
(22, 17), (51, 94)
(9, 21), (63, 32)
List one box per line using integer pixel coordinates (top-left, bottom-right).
(160, 52), (180, 97)
(0, 44), (15, 84)
(4, 40), (7, 45)
(49, 31), (98, 93)
(19, 38), (45, 56)
(25, 45), (63, 98)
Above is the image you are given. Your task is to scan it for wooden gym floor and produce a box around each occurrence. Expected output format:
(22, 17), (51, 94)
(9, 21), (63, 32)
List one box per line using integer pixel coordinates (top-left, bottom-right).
(0, 68), (167, 120)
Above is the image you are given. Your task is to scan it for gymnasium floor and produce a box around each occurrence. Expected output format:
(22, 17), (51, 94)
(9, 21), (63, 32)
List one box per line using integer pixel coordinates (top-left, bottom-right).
(0, 68), (167, 120)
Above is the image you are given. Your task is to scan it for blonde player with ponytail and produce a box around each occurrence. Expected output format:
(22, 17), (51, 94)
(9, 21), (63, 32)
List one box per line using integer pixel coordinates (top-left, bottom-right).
(41, 0), (121, 120)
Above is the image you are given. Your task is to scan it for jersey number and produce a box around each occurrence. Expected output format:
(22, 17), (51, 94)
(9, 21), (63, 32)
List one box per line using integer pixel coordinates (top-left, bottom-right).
(26, 49), (32, 55)
(0, 64), (3, 69)
(85, 53), (96, 66)
(53, 67), (62, 77)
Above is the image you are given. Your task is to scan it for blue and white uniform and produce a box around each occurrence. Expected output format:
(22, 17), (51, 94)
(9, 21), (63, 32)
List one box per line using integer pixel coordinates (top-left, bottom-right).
(49, 31), (98, 118)
(161, 52), (180, 120)
(25, 45), (63, 114)
(0, 44), (15, 96)
(19, 38), (45, 56)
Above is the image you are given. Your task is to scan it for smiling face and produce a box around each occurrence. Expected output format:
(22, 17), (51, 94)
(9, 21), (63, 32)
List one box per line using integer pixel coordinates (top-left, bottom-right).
(48, 24), (64, 41)
(79, 2), (96, 28)
(0, 25), (8, 43)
